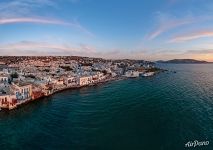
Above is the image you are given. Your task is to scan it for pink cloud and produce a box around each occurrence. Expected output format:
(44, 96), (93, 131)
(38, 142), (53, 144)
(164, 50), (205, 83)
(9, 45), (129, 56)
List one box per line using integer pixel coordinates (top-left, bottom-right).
(147, 18), (194, 40)
(168, 30), (213, 43)
(0, 41), (98, 56)
(0, 17), (94, 36)
(0, 18), (71, 25)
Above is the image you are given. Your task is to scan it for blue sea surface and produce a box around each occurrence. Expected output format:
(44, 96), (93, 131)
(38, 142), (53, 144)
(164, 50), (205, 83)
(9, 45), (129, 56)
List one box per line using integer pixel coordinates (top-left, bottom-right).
(0, 64), (213, 150)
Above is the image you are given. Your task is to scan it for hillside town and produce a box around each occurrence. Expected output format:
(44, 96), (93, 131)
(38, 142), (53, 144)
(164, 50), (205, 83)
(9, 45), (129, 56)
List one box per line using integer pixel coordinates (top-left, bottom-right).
(0, 56), (158, 110)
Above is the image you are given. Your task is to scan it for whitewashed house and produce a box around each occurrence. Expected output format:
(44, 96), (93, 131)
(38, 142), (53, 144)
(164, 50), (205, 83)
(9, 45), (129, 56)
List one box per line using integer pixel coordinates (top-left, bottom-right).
(0, 87), (17, 110)
(78, 76), (93, 86)
(12, 82), (32, 100)
(64, 76), (77, 86)
(0, 74), (9, 83)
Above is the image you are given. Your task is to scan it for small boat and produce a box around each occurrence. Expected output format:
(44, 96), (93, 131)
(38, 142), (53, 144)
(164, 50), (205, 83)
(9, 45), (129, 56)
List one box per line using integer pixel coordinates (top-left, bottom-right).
(143, 72), (155, 77)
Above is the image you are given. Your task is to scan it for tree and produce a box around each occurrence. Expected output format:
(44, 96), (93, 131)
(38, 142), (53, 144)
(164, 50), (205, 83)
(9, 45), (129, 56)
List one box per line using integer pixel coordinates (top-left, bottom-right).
(10, 72), (19, 79)
(102, 70), (108, 75)
(60, 66), (73, 71)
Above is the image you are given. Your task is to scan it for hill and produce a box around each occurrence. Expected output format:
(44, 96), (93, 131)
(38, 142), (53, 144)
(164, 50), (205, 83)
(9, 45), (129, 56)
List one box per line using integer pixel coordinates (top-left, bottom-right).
(157, 59), (210, 64)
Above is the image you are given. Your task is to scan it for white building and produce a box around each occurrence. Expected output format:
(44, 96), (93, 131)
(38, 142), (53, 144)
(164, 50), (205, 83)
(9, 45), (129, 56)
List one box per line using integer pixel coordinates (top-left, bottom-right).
(55, 78), (64, 85)
(42, 76), (52, 83)
(111, 72), (117, 77)
(0, 74), (9, 83)
(125, 70), (139, 78)
(12, 82), (32, 100)
(78, 76), (93, 86)
(0, 87), (17, 110)
(64, 76), (77, 86)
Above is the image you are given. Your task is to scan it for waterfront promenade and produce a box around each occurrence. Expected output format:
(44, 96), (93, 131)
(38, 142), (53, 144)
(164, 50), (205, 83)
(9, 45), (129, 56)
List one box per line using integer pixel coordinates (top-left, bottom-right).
(0, 76), (125, 110)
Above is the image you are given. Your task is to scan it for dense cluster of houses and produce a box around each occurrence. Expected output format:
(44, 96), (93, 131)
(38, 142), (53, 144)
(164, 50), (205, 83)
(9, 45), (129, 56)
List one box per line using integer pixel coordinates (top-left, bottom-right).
(0, 72), (107, 110)
(0, 56), (155, 110)
(0, 78), (32, 110)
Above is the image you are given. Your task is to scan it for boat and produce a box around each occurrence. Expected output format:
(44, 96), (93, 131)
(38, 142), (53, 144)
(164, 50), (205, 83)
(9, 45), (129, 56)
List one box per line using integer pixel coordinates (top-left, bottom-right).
(143, 72), (155, 77)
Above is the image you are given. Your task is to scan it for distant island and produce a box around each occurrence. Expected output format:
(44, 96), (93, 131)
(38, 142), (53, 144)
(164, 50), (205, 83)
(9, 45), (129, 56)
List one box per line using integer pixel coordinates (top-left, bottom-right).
(157, 59), (211, 64)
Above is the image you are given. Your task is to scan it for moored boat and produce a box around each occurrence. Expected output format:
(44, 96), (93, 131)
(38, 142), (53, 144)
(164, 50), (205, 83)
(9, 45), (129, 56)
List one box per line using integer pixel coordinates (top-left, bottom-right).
(143, 72), (155, 77)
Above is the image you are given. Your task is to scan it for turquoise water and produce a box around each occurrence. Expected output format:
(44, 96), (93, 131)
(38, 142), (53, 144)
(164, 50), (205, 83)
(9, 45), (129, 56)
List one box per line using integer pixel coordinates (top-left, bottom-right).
(0, 64), (213, 150)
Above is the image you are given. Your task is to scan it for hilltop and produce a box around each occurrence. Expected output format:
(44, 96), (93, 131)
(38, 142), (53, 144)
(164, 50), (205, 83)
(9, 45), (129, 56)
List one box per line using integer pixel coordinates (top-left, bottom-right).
(157, 59), (211, 64)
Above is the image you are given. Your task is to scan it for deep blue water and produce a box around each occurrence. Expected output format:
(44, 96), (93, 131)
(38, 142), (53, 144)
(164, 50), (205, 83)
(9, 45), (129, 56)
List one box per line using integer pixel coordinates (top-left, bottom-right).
(0, 64), (213, 150)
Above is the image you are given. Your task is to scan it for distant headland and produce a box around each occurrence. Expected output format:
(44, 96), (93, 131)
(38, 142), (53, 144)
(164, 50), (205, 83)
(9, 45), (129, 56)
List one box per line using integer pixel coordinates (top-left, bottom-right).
(157, 59), (212, 64)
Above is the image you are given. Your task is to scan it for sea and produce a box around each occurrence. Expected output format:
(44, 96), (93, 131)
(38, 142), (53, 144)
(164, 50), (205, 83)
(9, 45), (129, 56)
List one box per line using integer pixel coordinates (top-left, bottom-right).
(0, 64), (213, 150)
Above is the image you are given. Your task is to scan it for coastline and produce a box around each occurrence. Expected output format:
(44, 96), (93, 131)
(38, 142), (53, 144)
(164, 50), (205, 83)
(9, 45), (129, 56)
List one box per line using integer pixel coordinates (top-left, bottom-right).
(50, 76), (126, 96)
(0, 62), (166, 111)
(1, 76), (127, 111)
(1, 68), (168, 111)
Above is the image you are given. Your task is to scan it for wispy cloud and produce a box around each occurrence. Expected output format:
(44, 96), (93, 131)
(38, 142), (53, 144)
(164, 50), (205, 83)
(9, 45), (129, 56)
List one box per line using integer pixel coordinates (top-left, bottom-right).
(1, 41), (213, 61)
(79, 43), (97, 53)
(146, 13), (196, 40)
(0, 41), (144, 59)
(145, 11), (213, 40)
(0, 0), (55, 18)
(183, 49), (213, 61)
(185, 49), (213, 54)
(0, 41), (96, 56)
(168, 30), (213, 43)
(147, 19), (193, 40)
(0, 17), (93, 36)
(137, 49), (213, 61)
(0, 18), (71, 25)
(0, 0), (94, 36)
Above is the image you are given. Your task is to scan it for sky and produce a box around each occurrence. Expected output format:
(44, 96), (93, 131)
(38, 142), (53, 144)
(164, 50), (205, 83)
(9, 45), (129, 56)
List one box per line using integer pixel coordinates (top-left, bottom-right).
(1, 0), (213, 61)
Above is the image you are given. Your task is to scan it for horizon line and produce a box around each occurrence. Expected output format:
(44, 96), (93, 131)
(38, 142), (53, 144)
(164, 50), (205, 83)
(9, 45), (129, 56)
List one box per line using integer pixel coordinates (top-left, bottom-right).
(0, 55), (212, 63)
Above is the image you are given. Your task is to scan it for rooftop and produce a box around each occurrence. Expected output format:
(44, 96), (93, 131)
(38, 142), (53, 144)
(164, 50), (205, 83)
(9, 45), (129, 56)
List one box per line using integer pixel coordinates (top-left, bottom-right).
(0, 87), (14, 96)
(13, 81), (31, 87)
